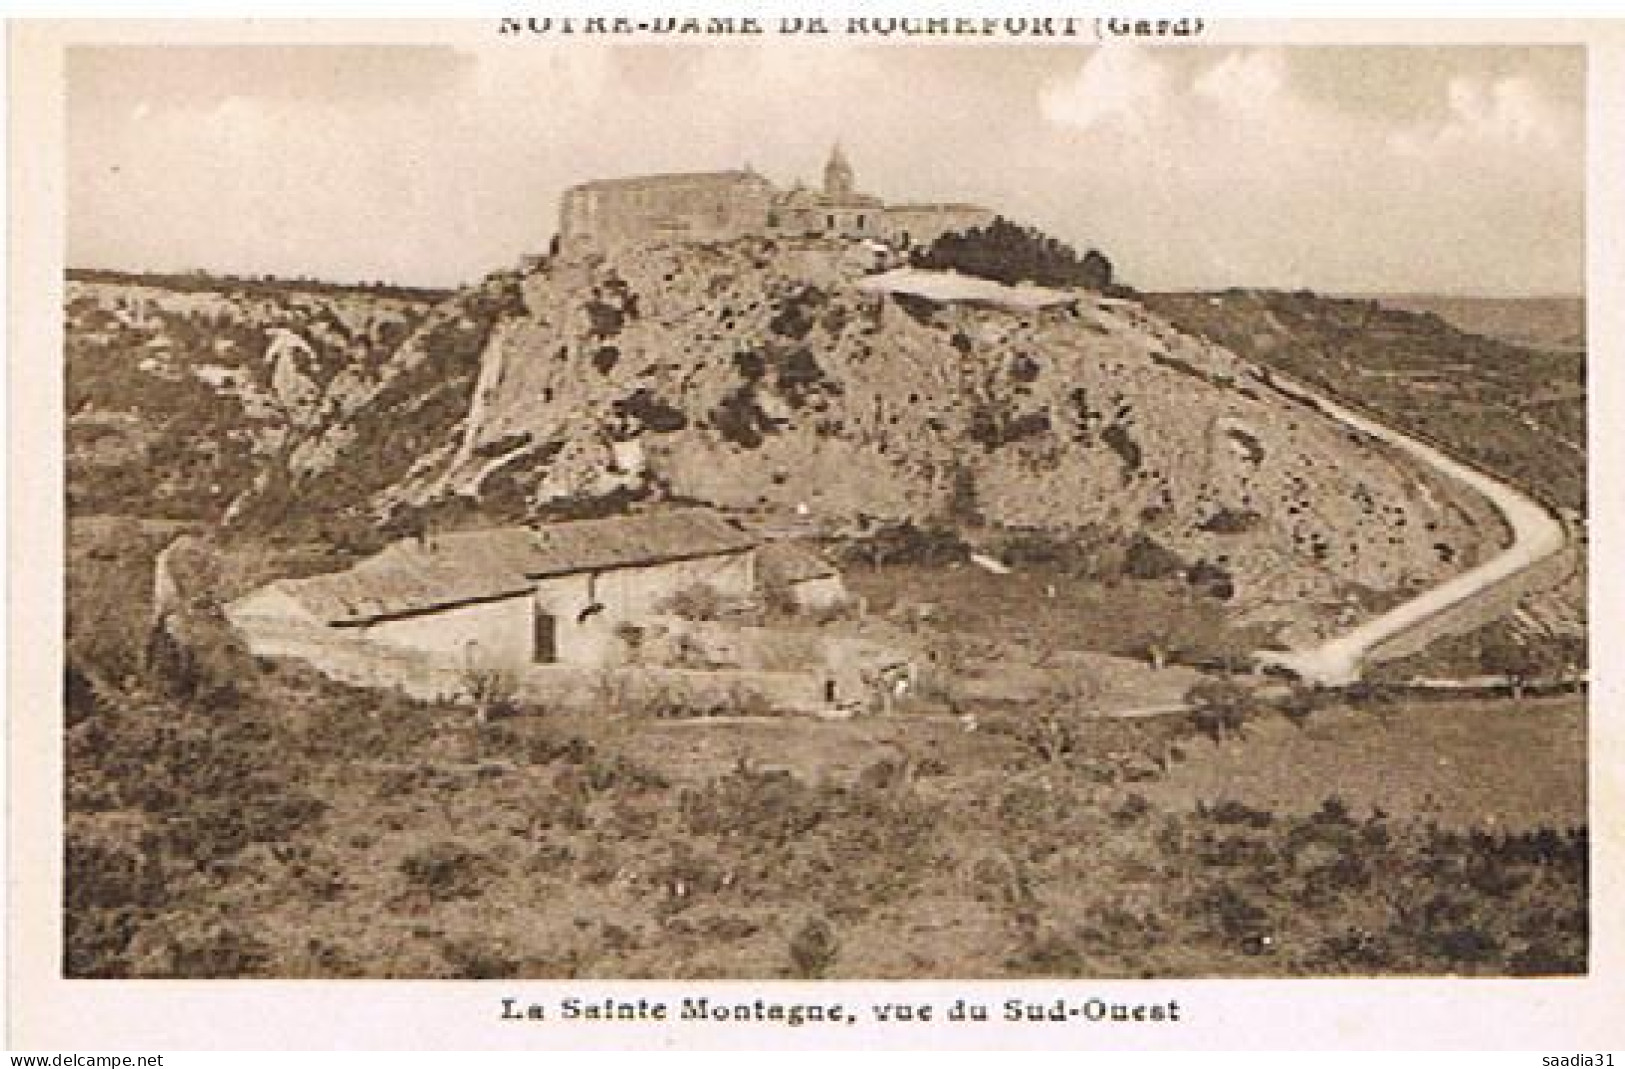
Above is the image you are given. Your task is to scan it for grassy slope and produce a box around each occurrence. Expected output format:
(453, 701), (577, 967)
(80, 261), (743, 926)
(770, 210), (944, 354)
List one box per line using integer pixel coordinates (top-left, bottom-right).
(64, 519), (1586, 980)
(62, 284), (1589, 980)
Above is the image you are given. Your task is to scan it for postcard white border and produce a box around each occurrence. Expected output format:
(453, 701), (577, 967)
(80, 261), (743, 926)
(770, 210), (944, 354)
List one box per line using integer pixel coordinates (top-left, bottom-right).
(9, 14), (1625, 1051)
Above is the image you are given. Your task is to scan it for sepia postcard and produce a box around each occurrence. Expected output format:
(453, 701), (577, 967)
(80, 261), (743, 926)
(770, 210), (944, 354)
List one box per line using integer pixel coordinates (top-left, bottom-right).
(8, 12), (1624, 1051)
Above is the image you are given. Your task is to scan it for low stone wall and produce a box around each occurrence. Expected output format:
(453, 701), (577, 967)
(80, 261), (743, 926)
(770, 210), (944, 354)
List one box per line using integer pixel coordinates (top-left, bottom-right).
(232, 617), (471, 702)
(234, 616), (827, 713)
(517, 664), (825, 715)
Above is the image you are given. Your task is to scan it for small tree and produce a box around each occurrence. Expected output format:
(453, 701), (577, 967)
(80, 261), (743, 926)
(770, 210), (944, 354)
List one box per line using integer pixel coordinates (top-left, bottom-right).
(1278, 683), (1329, 731)
(662, 582), (722, 622)
(462, 666), (521, 721)
(1185, 678), (1252, 743)
(1080, 249), (1113, 292)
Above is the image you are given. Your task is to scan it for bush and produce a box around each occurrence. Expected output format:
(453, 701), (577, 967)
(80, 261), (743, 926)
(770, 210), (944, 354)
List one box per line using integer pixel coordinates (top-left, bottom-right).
(400, 843), (496, 903)
(462, 666), (522, 718)
(839, 522), (968, 569)
(1124, 534), (1186, 581)
(787, 916), (840, 979)
(1184, 678), (1252, 742)
(661, 582), (723, 622)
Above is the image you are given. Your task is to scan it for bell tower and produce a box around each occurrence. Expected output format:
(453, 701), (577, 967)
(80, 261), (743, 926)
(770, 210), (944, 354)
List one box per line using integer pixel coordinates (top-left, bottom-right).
(823, 142), (855, 199)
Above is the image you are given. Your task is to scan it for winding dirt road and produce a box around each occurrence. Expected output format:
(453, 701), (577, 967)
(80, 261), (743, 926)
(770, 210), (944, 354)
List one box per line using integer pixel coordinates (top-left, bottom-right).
(1253, 376), (1567, 686)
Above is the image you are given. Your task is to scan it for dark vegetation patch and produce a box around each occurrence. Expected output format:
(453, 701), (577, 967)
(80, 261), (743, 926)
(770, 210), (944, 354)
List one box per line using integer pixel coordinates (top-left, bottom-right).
(1124, 533), (1187, 581)
(67, 267), (451, 304)
(1199, 508), (1263, 535)
(892, 293), (942, 327)
(1187, 559), (1235, 601)
(1101, 422), (1143, 482)
(770, 346), (843, 409)
(768, 285), (829, 341)
(613, 389), (688, 434)
(968, 402), (1053, 451)
(584, 277), (638, 340)
(914, 216), (1115, 292)
(711, 384), (777, 450)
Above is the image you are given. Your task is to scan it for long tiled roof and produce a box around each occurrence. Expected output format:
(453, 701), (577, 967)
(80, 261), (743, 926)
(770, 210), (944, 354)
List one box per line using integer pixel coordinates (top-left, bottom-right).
(274, 550), (533, 627)
(276, 509), (757, 625)
(757, 540), (838, 584)
(430, 508), (756, 579)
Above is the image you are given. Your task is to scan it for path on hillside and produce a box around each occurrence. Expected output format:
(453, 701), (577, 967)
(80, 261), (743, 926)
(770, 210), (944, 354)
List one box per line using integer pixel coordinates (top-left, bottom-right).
(1252, 374), (1567, 686)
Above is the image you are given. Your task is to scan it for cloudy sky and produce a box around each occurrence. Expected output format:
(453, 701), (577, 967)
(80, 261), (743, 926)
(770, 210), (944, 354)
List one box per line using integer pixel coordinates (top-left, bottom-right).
(67, 42), (1584, 295)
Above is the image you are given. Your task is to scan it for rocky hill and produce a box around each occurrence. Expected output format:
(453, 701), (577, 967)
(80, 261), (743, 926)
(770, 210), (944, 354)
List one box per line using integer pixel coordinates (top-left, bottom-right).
(344, 237), (1492, 631)
(65, 275), (443, 525)
(66, 239), (1505, 638)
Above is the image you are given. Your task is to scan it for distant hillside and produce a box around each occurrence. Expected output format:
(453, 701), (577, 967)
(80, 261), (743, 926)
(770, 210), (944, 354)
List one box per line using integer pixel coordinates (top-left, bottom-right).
(1144, 290), (1585, 514)
(1367, 295), (1584, 354)
(67, 267), (453, 305)
(64, 274), (448, 526)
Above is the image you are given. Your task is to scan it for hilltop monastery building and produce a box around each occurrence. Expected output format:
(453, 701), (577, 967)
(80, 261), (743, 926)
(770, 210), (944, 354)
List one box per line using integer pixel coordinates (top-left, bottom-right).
(558, 145), (994, 252)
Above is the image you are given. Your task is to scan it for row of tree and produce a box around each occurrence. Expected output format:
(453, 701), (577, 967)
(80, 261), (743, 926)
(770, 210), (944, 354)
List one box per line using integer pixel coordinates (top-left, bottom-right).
(914, 217), (1116, 292)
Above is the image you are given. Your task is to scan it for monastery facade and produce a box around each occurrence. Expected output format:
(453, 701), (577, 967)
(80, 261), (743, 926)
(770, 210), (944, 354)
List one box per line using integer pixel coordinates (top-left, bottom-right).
(558, 145), (994, 252)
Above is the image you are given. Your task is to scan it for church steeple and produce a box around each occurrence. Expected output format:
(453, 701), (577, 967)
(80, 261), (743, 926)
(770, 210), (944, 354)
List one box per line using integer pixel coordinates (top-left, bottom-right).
(823, 142), (855, 198)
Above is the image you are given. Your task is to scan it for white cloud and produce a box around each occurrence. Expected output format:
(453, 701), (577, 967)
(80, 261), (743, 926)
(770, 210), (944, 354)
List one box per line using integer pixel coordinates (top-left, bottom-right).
(1390, 73), (1570, 158)
(1038, 47), (1171, 134)
(1028, 47), (1581, 295)
(1192, 49), (1288, 113)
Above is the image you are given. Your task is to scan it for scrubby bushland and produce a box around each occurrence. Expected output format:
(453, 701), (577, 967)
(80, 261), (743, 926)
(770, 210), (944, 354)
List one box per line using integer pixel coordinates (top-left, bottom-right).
(64, 525), (1585, 979)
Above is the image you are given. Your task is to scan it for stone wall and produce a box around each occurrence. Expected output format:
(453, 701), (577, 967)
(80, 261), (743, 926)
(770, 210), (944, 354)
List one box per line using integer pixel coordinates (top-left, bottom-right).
(354, 592), (536, 670)
(559, 172), (775, 250)
(529, 551), (756, 666)
(558, 167), (992, 252)
(225, 613), (826, 713)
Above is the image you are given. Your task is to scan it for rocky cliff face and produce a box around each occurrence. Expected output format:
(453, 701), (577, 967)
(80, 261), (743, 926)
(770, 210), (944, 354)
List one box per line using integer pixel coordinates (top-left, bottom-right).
(325, 236), (1493, 624)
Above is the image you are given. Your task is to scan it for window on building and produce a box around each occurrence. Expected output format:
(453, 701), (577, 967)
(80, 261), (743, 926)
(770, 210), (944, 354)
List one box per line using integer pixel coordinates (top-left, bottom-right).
(533, 612), (557, 663)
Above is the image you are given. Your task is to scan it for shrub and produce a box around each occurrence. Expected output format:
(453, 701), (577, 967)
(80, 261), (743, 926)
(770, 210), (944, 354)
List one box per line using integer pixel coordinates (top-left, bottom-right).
(915, 217), (1115, 292)
(1184, 678), (1252, 742)
(787, 916), (840, 979)
(400, 843), (495, 903)
(462, 666), (522, 719)
(1187, 559), (1235, 601)
(1124, 534), (1185, 581)
(662, 582), (723, 622)
(440, 936), (519, 979)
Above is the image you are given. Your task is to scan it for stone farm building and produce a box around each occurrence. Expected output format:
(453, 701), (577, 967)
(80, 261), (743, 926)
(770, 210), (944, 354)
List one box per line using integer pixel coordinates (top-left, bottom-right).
(558, 144), (994, 253)
(225, 508), (865, 709)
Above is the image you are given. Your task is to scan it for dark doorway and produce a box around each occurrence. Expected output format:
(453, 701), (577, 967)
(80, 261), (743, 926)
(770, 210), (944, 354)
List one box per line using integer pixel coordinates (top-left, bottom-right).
(533, 612), (558, 663)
